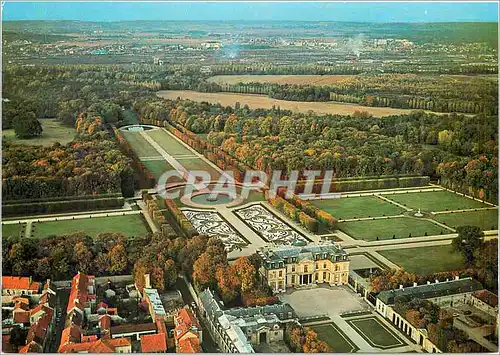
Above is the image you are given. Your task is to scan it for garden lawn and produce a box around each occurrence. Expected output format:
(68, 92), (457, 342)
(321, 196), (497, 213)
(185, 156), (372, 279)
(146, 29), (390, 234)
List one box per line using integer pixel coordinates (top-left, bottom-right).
(141, 160), (181, 181)
(180, 158), (221, 180)
(434, 209), (498, 231)
(31, 215), (148, 239)
(310, 323), (359, 353)
(2, 223), (25, 238)
(377, 244), (466, 275)
(385, 191), (488, 212)
(311, 196), (404, 220)
(146, 129), (194, 156)
(122, 130), (160, 157)
(338, 217), (448, 241)
(346, 317), (403, 349)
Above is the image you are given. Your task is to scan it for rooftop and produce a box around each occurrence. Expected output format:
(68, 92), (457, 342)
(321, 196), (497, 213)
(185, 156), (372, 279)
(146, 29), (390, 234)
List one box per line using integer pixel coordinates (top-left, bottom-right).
(144, 288), (166, 316)
(377, 277), (484, 305)
(140, 333), (167, 353)
(258, 242), (348, 268)
(2, 276), (40, 291)
(473, 289), (498, 308)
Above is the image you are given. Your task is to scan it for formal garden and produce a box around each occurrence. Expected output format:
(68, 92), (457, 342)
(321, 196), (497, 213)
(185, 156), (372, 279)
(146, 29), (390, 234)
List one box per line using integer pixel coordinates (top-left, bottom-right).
(234, 204), (309, 245)
(345, 316), (405, 349)
(310, 323), (359, 353)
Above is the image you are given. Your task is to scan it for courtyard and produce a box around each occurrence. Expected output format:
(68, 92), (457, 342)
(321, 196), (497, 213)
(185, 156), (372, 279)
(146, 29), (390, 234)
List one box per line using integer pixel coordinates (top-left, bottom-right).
(279, 285), (369, 319)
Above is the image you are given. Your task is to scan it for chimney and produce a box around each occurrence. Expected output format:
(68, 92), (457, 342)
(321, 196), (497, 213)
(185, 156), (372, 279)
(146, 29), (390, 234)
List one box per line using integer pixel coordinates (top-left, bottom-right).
(455, 275), (459, 280)
(144, 274), (151, 289)
(413, 282), (417, 287)
(435, 279), (439, 284)
(29, 276), (32, 285)
(399, 285), (404, 289)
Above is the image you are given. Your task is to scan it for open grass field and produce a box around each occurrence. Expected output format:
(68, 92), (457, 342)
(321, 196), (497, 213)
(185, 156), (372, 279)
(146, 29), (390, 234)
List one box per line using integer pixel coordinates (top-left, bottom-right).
(310, 196), (404, 220)
(142, 160), (177, 180)
(2, 118), (74, 146)
(122, 130), (160, 157)
(180, 158), (221, 180)
(30, 214), (148, 239)
(310, 323), (359, 353)
(377, 244), (466, 275)
(146, 129), (194, 156)
(157, 90), (416, 117)
(346, 317), (404, 349)
(207, 74), (356, 86)
(2, 223), (25, 238)
(385, 190), (489, 212)
(338, 217), (449, 241)
(434, 209), (498, 231)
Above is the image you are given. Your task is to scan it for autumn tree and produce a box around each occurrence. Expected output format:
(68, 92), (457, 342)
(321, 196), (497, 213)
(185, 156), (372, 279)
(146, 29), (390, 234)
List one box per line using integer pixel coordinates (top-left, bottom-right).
(452, 225), (483, 265)
(108, 244), (128, 275)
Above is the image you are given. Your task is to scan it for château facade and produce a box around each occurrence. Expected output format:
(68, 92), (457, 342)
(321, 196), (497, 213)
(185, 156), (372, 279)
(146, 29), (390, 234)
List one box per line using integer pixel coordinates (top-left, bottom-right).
(257, 241), (350, 293)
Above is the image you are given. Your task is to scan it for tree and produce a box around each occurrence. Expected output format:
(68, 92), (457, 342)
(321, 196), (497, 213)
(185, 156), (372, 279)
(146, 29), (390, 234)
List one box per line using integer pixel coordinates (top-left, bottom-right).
(452, 226), (483, 265)
(14, 112), (43, 138)
(10, 327), (28, 348)
(133, 259), (149, 294)
(231, 257), (256, 293)
(73, 242), (93, 274)
(163, 259), (178, 290)
(108, 244), (128, 275)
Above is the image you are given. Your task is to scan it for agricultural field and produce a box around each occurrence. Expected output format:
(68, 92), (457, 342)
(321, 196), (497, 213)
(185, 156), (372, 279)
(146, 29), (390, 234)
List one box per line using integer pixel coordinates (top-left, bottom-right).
(2, 118), (74, 146)
(207, 74), (356, 86)
(310, 323), (359, 353)
(385, 190), (489, 212)
(122, 130), (160, 157)
(30, 214), (149, 239)
(377, 244), (466, 275)
(2, 223), (25, 238)
(146, 129), (194, 156)
(157, 90), (415, 117)
(338, 217), (449, 241)
(434, 209), (498, 231)
(310, 196), (404, 220)
(345, 317), (404, 349)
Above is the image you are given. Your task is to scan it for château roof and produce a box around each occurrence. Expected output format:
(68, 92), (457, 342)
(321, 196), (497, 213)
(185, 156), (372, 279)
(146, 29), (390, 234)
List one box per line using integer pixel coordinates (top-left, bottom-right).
(377, 277), (484, 305)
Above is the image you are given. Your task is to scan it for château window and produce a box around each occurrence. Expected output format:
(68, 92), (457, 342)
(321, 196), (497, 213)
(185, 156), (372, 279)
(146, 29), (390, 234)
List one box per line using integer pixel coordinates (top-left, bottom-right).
(292, 265), (295, 272)
(304, 265), (308, 273)
(279, 270), (283, 277)
(323, 263), (326, 269)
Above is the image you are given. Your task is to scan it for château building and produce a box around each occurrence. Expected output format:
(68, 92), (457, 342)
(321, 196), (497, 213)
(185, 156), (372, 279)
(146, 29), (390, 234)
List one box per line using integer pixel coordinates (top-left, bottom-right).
(257, 241), (350, 293)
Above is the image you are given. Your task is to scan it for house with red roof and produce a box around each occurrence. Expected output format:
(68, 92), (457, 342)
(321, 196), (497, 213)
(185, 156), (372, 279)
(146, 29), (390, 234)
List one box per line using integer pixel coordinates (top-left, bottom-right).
(66, 272), (96, 316)
(177, 337), (202, 353)
(174, 307), (203, 353)
(2, 276), (41, 299)
(140, 332), (168, 353)
(58, 337), (132, 353)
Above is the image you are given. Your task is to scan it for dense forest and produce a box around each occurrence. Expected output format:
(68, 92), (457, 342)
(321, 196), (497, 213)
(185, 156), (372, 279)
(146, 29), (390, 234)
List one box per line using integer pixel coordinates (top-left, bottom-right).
(134, 98), (498, 202)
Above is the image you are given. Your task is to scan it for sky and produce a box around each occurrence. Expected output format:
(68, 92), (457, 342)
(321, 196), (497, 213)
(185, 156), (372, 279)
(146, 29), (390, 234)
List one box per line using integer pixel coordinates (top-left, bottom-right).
(2, 2), (499, 23)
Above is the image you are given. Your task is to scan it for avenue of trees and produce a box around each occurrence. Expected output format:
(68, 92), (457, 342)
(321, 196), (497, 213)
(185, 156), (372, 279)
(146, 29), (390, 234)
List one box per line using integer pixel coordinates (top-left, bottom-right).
(204, 73), (498, 115)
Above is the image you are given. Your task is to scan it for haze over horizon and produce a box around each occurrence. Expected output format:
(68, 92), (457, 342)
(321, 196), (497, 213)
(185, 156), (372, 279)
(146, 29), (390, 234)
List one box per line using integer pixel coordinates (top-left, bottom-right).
(3, 2), (499, 23)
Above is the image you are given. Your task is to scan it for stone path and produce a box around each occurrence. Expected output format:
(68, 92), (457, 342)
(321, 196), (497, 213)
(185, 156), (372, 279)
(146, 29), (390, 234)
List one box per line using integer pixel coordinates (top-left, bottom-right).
(377, 194), (413, 211)
(338, 214), (406, 223)
(432, 206), (498, 215)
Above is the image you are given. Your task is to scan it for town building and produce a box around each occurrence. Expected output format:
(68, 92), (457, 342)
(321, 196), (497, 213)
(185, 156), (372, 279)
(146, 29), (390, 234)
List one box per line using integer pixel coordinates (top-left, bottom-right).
(2, 276), (41, 299)
(174, 307), (203, 353)
(199, 288), (298, 353)
(257, 241), (350, 293)
(375, 277), (485, 353)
